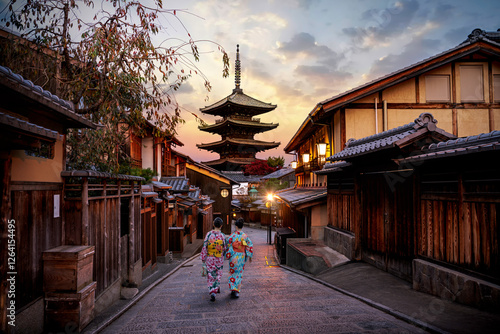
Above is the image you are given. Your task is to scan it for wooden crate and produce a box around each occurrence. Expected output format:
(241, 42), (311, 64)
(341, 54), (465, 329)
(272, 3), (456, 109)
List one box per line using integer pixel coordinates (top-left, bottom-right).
(45, 281), (96, 333)
(43, 245), (95, 292)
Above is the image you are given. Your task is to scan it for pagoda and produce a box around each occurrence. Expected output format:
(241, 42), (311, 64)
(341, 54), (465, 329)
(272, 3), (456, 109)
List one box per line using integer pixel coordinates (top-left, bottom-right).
(197, 45), (280, 171)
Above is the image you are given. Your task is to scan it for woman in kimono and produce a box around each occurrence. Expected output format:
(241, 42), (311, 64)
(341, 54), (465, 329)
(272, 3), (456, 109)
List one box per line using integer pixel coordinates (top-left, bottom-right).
(226, 218), (253, 298)
(200, 217), (227, 302)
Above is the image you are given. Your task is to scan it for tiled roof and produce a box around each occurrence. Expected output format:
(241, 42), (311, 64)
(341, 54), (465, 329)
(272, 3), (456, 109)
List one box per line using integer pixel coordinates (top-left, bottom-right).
(396, 130), (500, 164)
(188, 188), (202, 201)
(327, 113), (451, 162)
(0, 65), (97, 129)
(261, 168), (295, 180)
(189, 161), (240, 185)
(276, 187), (327, 207)
(0, 111), (62, 140)
(197, 137), (280, 150)
(175, 194), (196, 207)
(315, 161), (352, 175)
(460, 28), (500, 45)
(200, 90), (276, 113)
(61, 170), (144, 181)
(203, 157), (257, 168)
(221, 171), (262, 183)
(199, 117), (278, 133)
(151, 181), (173, 190)
(160, 177), (191, 192)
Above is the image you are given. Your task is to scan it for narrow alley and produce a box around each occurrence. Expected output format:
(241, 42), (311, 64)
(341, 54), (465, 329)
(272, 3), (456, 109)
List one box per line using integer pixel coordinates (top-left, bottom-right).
(99, 227), (426, 333)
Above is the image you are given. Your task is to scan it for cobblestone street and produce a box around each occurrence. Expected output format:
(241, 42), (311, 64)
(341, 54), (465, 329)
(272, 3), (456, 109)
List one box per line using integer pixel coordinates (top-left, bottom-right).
(100, 227), (426, 333)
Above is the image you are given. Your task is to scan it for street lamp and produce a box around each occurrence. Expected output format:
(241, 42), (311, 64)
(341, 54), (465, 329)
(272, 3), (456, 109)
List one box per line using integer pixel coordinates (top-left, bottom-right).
(317, 142), (327, 165)
(290, 160), (297, 169)
(249, 185), (258, 200)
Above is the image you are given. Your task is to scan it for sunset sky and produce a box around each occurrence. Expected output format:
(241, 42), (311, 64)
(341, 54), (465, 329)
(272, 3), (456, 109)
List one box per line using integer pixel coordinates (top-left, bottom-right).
(2, 0), (499, 166)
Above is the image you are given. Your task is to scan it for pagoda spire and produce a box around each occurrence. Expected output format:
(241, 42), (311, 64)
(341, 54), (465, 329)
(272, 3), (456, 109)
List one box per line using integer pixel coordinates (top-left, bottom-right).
(234, 44), (242, 93)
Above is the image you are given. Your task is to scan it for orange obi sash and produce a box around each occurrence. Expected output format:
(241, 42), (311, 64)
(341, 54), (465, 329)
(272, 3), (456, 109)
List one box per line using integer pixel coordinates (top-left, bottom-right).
(232, 240), (247, 253)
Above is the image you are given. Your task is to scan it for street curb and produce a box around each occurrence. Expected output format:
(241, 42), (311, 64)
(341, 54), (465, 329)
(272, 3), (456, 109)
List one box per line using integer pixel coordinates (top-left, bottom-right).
(86, 253), (200, 334)
(278, 263), (450, 334)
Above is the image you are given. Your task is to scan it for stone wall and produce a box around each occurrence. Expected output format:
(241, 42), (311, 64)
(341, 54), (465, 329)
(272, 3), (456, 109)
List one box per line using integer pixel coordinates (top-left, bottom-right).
(413, 259), (500, 311)
(323, 226), (355, 260)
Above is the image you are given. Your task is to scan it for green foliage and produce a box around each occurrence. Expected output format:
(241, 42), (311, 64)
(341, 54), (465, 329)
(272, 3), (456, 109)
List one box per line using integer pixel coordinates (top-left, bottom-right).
(2, 0), (230, 173)
(119, 166), (157, 184)
(267, 156), (285, 168)
(260, 178), (289, 195)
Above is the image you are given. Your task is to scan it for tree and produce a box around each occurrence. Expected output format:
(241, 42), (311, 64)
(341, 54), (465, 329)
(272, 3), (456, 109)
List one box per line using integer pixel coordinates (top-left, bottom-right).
(243, 159), (277, 176)
(267, 156), (285, 168)
(1, 0), (229, 172)
(261, 178), (289, 195)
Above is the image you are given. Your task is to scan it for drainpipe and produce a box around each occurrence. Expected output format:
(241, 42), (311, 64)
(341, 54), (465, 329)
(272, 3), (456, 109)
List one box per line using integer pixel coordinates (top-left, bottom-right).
(375, 98), (379, 134)
(383, 100), (388, 131)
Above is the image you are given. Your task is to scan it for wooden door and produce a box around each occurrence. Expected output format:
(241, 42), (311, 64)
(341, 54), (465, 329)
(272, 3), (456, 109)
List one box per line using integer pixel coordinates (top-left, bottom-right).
(361, 174), (414, 281)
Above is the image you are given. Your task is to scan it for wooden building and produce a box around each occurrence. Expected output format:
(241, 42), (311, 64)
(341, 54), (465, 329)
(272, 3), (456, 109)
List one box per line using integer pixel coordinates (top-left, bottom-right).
(197, 45), (280, 171)
(317, 113), (499, 310)
(282, 28), (500, 241)
(186, 161), (239, 234)
(128, 120), (183, 178)
(0, 65), (100, 333)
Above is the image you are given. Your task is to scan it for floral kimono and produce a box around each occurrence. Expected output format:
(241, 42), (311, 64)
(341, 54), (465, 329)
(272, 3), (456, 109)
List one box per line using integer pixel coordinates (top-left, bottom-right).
(226, 231), (253, 292)
(200, 230), (227, 294)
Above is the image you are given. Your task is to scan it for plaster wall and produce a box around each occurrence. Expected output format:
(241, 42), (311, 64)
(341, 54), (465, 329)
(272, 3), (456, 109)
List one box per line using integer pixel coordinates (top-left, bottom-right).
(11, 138), (64, 183)
(356, 92), (378, 103)
(382, 78), (416, 103)
(310, 203), (327, 241)
(457, 109), (491, 136)
(142, 137), (154, 170)
(345, 108), (381, 141)
(334, 111), (341, 154)
(387, 109), (423, 130)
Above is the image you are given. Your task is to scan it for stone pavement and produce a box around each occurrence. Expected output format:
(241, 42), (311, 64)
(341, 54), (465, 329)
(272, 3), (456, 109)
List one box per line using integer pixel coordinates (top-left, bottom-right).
(96, 227), (428, 333)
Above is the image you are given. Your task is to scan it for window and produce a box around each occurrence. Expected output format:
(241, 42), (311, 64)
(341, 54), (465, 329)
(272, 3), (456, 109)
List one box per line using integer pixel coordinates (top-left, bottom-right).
(460, 65), (484, 102)
(425, 75), (450, 102)
(494, 74), (500, 102)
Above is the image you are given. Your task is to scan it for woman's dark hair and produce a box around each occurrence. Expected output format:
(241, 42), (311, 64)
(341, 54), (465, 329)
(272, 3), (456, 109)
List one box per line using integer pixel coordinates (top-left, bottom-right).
(213, 217), (223, 228)
(235, 218), (244, 228)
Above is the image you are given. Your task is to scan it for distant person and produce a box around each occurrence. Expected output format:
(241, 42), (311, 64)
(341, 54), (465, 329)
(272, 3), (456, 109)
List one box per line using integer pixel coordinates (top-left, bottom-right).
(200, 217), (227, 302)
(225, 218), (253, 298)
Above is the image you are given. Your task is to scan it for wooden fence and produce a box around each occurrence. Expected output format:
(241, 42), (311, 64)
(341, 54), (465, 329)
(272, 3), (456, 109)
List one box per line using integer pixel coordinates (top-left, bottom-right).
(62, 171), (143, 296)
(418, 168), (500, 280)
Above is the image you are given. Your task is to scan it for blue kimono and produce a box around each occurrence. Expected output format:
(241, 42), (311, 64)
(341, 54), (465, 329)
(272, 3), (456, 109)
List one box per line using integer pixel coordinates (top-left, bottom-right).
(225, 231), (253, 292)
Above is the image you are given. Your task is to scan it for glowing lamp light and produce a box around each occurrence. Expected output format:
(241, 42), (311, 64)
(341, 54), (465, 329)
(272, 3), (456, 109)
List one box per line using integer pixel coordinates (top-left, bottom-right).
(221, 189), (229, 198)
(290, 160), (297, 169)
(317, 143), (327, 156)
(267, 193), (274, 201)
(302, 153), (310, 163)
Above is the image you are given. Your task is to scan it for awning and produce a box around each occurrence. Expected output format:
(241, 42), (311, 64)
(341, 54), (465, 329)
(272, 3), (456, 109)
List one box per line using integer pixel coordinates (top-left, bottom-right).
(152, 181), (173, 190)
(141, 191), (158, 198)
(276, 187), (327, 208)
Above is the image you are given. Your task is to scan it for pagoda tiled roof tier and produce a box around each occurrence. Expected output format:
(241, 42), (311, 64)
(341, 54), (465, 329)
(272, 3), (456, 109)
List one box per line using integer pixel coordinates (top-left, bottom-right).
(196, 137), (280, 153)
(199, 117), (278, 134)
(200, 89), (276, 116)
(202, 157), (257, 167)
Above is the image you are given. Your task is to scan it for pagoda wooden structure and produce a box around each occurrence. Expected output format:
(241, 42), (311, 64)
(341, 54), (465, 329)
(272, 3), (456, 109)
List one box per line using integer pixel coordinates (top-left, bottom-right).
(197, 45), (280, 171)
